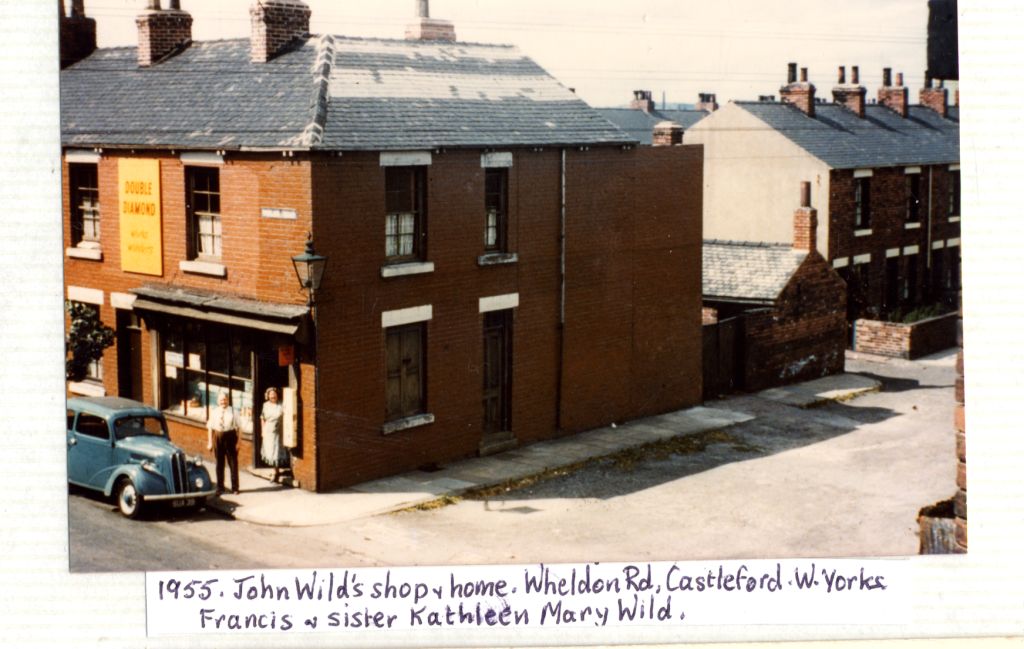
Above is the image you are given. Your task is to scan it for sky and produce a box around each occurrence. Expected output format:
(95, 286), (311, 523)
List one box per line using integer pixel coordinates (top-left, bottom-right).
(76, 0), (936, 108)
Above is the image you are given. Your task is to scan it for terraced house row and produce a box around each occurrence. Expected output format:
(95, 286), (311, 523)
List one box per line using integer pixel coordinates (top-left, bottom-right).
(59, 0), (703, 491)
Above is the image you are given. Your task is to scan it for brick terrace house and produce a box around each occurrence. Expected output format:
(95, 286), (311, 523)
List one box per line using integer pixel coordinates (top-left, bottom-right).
(685, 64), (960, 326)
(702, 182), (847, 393)
(59, 0), (704, 492)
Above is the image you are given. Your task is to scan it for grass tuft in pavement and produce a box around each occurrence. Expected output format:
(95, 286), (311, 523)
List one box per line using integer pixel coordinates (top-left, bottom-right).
(394, 429), (763, 513)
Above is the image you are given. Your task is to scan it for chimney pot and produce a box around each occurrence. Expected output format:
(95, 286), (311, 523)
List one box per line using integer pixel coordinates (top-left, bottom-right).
(250, 0), (312, 63)
(882, 67), (892, 87)
(852, 66), (860, 84)
(60, 0), (96, 67)
(838, 66), (846, 84)
(417, 0), (429, 18)
(896, 71), (904, 87)
(788, 62), (797, 84)
(652, 120), (683, 147)
(793, 182), (818, 252)
(136, 1), (192, 67)
(800, 67), (808, 83)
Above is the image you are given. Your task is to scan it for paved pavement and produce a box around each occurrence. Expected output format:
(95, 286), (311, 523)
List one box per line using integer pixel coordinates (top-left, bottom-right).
(206, 371), (881, 527)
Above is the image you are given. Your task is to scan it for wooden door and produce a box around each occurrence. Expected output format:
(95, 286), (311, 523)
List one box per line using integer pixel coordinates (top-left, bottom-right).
(482, 310), (512, 434)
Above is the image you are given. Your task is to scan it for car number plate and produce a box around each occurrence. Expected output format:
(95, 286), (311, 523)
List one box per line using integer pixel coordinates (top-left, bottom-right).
(171, 498), (196, 508)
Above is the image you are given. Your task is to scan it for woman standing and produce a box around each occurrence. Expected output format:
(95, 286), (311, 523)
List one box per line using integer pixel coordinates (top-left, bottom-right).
(259, 387), (288, 483)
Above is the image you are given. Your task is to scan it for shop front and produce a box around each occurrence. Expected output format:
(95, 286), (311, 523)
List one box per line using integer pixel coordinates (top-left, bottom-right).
(129, 285), (310, 474)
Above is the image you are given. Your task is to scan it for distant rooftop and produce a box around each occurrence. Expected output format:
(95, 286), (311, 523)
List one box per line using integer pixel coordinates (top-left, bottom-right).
(596, 107), (709, 145)
(723, 101), (959, 169)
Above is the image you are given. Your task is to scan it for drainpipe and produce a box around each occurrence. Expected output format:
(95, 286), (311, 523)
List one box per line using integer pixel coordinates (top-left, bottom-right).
(556, 148), (567, 431)
(927, 166), (934, 274)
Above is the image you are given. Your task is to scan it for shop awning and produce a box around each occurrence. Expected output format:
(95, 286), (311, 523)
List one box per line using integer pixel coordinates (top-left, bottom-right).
(130, 285), (309, 337)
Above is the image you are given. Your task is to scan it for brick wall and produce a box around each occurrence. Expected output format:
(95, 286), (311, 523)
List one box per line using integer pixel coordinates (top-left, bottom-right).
(853, 311), (958, 359)
(828, 165), (960, 316)
(309, 145), (703, 490)
(62, 151), (318, 486)
(954, 340), (966, 551)
(561, 145), (703, 431)
(741, 253), (847, 391)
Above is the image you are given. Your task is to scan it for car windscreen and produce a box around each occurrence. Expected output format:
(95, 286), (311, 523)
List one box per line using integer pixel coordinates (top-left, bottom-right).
(113, 415), (167, 440)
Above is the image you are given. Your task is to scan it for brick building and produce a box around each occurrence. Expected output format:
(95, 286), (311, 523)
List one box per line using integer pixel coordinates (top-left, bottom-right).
(702, 183), (847, 393)
(685, 63), (960, 326)
(59, 1), (704, 492)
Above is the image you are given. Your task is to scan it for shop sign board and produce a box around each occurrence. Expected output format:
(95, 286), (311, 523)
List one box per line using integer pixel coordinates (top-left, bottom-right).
(118, 159), (163, 275)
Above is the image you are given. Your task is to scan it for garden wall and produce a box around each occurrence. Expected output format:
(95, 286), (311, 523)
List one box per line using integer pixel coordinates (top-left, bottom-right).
(853, 311), (958, 359)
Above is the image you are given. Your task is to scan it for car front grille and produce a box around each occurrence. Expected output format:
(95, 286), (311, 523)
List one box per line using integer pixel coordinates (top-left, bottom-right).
(170, 451), (188, 494)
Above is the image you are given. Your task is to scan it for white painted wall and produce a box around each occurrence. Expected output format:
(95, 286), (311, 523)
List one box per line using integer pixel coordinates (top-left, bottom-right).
(685, 103), (832, 257)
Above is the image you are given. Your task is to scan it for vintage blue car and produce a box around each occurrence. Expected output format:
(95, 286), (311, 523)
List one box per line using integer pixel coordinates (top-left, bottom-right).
(66, 396), (217, 518)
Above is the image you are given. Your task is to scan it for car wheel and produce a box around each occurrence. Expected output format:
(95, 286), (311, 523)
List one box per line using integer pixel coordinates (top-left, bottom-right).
(116, 478), (143, 519)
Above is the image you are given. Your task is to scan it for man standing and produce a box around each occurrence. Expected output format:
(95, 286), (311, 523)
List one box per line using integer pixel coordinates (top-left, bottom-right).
(207, 390), (240, 496)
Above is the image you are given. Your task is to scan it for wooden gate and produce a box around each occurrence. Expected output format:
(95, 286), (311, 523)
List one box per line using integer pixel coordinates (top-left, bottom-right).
(702, 315), (745, 399)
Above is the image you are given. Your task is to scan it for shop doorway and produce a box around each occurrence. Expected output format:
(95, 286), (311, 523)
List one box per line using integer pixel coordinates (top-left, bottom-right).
(253, 348), (291, 469)
(116, 311), (143, 402)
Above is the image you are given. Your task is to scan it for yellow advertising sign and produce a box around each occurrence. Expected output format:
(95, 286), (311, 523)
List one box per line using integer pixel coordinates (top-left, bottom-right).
(118, 158), (163, 276)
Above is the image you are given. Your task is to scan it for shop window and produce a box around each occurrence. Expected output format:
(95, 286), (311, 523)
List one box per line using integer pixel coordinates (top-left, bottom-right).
(484, 168), (508, 252)
(160, 322), (253, 434)
(385, 323), (425, 421)
(186, 166), (222, 260)
(385, 167), (426, 261)
(69, 163), (100, 246)
(854, 177), (871, 229)
(906, 174), (921, 223)
(948, 170), (961, 217)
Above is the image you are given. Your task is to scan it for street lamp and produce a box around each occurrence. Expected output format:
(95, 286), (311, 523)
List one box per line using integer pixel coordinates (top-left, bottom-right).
(291, 233), (327, 306)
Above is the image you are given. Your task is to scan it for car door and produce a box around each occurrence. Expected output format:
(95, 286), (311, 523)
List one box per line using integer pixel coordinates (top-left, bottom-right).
(67, 411), (114, 488)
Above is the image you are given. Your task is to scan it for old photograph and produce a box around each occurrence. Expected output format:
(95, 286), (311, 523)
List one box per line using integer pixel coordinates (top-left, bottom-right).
(56, 0), (965, 574)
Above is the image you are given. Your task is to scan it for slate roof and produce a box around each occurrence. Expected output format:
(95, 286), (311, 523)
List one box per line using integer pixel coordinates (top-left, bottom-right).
(596, 107), (708, 145)
(703, 240), (807, 303)
(61, 35), (632, 151)
(733, 101), (959, 169)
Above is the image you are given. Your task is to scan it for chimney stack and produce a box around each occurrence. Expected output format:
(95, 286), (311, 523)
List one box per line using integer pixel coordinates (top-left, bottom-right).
(652, 121), (683, 146)
(878, 67), (909, 117)
(832, 64), (867, 117)
(60, 0), (96, 68)
(695, 92), (719, 112)
(793, 181), (818, 252)
(630, 90), (656, 113)
(405, 0), (456, 42)
(250, 0), (311, 63)
(920, 71), (949, 117)
(136, 0), (193, 67)
(780, 62), (816, 117)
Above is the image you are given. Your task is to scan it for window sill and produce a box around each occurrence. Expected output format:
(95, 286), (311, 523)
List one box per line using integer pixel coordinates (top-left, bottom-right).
(68, 381), (105, 397)
(381, 261), (435, 278)
(180, 259), (227, 277)
(382, 413), (435, 435)
(66, 247), (103, 261)
(163, 411), (207, 428)
(477, 252), (518, 266)
(904, 222), (921, 230)
(949, 216), (961, 223)
(854, 228), (873, 237)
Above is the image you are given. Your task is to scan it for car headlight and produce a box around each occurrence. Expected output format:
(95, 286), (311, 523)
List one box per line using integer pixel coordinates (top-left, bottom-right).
(195, 477), (204, 489)
(141, 460), (159, 474)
